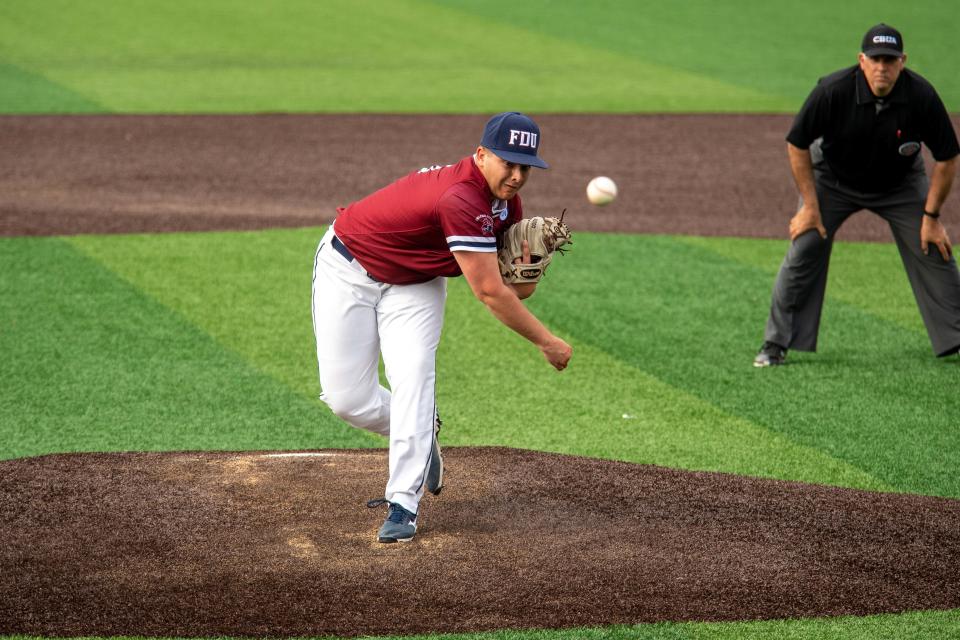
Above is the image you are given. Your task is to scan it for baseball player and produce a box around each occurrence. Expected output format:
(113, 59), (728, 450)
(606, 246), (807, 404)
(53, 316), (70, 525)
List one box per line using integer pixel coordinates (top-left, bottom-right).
(755, 24), (960, 366)
(311, 112), (572, 543)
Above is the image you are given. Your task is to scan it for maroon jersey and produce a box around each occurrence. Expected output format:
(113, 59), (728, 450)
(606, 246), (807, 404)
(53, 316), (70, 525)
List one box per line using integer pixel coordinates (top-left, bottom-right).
(332, 156), (523, 285)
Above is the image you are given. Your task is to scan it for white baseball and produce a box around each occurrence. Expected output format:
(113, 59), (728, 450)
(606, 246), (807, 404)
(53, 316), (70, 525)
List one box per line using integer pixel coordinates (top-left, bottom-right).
(586, 176), (617, 206)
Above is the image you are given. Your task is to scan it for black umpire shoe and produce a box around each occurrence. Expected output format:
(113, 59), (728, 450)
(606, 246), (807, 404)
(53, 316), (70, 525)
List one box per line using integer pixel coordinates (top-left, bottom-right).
(753, 341), (787, 367)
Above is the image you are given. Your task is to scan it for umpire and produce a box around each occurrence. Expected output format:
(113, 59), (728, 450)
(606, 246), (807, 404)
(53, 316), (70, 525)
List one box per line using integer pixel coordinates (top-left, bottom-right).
(755, 23), (960, 366)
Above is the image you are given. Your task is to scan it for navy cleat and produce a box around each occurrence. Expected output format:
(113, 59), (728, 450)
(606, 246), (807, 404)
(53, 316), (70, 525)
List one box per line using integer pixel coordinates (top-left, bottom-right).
(368, 499), (417, 543)
(753, 341), (787, 367)
(426, 410), (444, 496)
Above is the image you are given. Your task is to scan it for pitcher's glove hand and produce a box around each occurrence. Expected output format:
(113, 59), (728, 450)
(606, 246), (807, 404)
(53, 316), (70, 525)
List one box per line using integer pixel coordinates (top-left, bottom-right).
(498, 211), (572, 284)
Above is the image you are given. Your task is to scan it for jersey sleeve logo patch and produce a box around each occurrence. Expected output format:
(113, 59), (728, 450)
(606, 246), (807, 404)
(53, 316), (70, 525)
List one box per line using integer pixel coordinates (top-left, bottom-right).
(475, 214), (495, 235)
(491, 199), (509, 220)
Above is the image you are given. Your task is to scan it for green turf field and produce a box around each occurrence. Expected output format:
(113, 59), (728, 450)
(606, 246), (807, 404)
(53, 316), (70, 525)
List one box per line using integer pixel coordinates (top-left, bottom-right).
(0, 0), (957, 113)
(3, 0), (960, 638)
(5, 228), (959, 495)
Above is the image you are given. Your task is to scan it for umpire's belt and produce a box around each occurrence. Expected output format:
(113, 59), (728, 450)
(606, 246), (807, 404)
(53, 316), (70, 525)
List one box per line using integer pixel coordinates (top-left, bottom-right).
(332, 235), (381, 282)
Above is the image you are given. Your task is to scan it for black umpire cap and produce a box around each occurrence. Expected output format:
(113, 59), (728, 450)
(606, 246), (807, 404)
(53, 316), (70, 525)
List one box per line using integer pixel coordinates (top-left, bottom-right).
(862, 24), (904, 58)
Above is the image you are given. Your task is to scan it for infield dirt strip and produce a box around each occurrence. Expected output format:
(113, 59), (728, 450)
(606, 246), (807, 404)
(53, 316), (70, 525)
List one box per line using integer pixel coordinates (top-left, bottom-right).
(2, 448), (960, 637)
(2, 113), (958, 240)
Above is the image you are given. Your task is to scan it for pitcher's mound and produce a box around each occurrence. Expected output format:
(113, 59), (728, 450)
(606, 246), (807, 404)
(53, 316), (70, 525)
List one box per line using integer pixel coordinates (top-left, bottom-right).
(2, 446), (959, 637)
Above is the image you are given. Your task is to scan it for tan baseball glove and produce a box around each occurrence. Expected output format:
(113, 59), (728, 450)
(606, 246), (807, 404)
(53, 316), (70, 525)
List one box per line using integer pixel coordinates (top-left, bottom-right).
(498, 212), (572, 284)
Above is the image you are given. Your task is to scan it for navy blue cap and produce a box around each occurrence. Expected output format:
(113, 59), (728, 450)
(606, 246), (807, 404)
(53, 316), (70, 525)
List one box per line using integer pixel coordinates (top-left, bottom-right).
(480, 112), (549, 169)
(862, 24), (904, 58)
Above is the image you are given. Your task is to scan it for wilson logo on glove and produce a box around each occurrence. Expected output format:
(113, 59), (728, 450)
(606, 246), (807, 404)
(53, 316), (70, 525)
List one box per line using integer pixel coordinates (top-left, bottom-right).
(497, 210), (572, 285)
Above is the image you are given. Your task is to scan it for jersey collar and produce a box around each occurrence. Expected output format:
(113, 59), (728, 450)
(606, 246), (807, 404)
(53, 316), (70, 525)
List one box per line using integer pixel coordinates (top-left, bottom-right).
(855, 66), (909, 106)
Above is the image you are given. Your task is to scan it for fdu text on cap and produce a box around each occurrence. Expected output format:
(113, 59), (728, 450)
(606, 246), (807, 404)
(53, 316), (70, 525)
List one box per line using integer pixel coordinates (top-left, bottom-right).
(480, 112), (549, 169)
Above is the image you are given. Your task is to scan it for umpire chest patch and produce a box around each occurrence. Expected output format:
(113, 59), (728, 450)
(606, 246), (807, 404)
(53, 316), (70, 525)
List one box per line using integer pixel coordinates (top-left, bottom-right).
(898, 141), (921, 156)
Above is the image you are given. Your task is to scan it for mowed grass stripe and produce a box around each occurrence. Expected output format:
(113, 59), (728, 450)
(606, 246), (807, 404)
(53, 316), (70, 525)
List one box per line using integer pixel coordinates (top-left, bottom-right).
(69, 228), (324, 399)
(526, 233), (960, 499)
(0, 61), (104, 113)
(679, 235), (927, 334)
(71, 228), (883, 491)
(441, 278), (889, 491)
(4, 0), (959, 115)
(432, 0), (960, 109)
(0, 237), (369, 460)
(391, 0), (789, 113)
(0, 0), (787, 114)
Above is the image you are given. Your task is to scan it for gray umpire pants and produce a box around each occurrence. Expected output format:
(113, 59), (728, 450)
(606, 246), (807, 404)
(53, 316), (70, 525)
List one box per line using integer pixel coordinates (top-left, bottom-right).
(763, 153), (960, 357)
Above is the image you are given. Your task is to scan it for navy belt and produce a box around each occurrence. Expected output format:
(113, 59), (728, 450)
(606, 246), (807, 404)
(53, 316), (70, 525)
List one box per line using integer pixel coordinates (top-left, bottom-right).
(331, 235), (381, 282)
(331, 235), (355, 262)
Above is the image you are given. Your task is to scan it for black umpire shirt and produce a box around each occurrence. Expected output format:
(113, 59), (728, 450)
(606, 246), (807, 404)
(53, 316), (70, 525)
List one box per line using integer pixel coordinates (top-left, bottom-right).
(787, 64), (959, 193)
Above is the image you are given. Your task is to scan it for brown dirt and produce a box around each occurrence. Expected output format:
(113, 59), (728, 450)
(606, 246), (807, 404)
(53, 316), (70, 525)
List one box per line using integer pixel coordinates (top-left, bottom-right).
(2, 113), (958, 241)
(2, 447), (959, 637)
(3, 114), (960, 636)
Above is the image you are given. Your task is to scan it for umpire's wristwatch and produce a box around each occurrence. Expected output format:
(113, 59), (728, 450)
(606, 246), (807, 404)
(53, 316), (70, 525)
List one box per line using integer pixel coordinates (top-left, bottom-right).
(924, 209), (941, 219)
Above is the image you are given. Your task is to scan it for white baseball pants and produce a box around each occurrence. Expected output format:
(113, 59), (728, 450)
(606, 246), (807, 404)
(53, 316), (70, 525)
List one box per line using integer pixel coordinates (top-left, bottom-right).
(311, 226), (446, 514)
